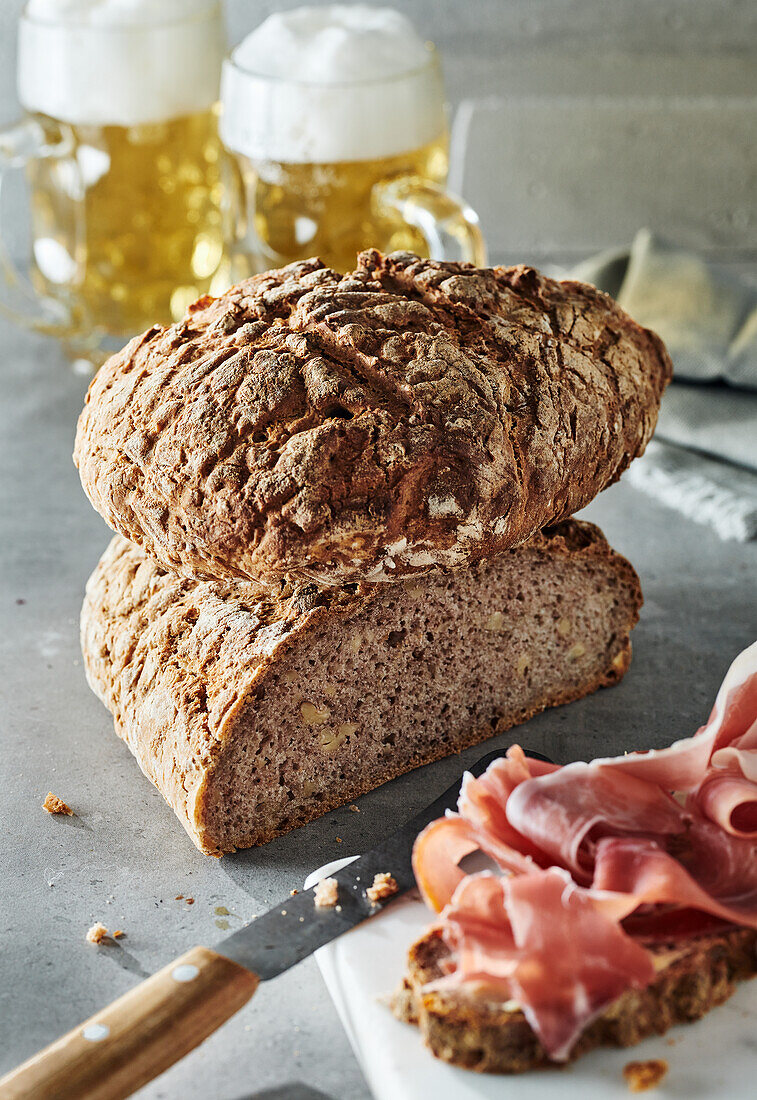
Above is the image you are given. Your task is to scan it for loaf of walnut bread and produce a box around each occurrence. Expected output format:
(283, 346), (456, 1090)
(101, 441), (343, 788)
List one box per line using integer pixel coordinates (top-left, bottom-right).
(74, 250), (671, 590)
(81, 520), (641, 855)
(392, 924), (757, 1073)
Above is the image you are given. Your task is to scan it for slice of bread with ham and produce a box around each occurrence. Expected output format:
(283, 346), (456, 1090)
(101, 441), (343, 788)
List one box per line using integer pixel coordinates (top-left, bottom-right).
(393, 641), (757, 1070)
(393, 923), (757, 1072)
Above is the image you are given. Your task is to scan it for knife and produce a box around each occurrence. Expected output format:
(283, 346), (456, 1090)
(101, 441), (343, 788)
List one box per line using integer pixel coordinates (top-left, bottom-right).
(1, 747), (552, 1100)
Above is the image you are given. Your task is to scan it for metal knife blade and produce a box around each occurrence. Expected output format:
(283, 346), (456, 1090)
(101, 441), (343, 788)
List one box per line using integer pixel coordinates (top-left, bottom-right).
(219, 746), (553, 980)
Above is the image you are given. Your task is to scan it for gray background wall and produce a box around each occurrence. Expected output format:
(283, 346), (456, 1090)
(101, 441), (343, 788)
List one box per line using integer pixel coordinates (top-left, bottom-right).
(2, 1), (757, 259)
(2, 0), (757, 119)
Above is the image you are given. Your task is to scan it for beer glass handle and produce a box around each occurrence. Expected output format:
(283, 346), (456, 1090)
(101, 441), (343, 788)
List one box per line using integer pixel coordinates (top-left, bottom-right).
(373, 175), (487, 266)
(0, 117), (80, 333)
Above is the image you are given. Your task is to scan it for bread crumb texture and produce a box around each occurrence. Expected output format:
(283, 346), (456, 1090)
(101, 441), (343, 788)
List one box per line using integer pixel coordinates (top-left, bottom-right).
(314, 878), (339, 908)
(367, 872), (399, 903)
(43, 792), (73, 815)
(86, 923), (108, 945)
(623, 1059), (669, 1093)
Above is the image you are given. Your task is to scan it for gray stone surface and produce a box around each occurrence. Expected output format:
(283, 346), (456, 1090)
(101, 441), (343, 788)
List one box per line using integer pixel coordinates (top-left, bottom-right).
(1, 306), (756, 1098)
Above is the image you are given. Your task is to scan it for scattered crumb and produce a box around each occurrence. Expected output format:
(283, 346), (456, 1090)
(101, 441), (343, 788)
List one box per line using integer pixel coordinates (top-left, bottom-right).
(314, 878), (339, 908)
(43, 792), (73, 816)
(335, 836), (343, 843)
(185, 897), (195, 905)
(175, 894), (184, 900)
(623, 1059), (668, 1093)
(112, 930), (124, 939)
(366, 872), (399, 904)
(290, 889), (299, 896)
(349, 804), (360, 813)
(86, 923), (108, 945)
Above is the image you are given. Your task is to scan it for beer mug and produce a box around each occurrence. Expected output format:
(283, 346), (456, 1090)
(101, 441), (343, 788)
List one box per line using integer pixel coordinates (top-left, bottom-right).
(220, 7), (486, 276)
(0, 1), (230, 363)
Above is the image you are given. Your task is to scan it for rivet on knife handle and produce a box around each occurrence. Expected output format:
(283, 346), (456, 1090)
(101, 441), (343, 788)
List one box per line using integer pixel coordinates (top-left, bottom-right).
(0, 945), (259, 1100)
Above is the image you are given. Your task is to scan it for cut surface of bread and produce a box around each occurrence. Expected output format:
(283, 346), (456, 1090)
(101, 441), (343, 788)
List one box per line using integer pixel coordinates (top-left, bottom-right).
(74, 250), (671, 589)
(80, 520), (641, 855)
(393, 924), (757, 1073)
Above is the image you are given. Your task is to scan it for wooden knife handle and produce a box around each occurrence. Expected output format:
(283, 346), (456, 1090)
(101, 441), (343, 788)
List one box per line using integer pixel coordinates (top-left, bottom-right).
(0, 945), (259, 1100)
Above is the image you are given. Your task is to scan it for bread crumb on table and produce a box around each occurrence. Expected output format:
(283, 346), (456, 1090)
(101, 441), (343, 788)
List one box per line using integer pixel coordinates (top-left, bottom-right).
(366, 872), (399, 904)
(314, 878), (339, 908)
(623, 1059), (669, 1093)
(349, 804), (360, 813)
(43, 792), (73, 816)
(112, 929), (124, 939)
(86, 923), (108, 945)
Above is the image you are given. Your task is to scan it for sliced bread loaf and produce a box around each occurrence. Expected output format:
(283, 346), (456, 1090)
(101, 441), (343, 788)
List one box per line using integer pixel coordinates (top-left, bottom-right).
(80, 520), (641, 855)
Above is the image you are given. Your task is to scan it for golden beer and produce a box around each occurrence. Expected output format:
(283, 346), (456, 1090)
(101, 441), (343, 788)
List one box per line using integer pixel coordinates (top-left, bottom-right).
(26, 108), (227, 336)
(221, 8), (485, 275)
(238, 134), (450, 276)
(2, 2), (228, 357)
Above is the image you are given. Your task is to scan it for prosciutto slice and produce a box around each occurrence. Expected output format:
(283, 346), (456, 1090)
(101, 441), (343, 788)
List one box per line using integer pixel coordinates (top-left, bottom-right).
(436, 868), (653, 1060)
(695, 773), (757, 837)
(504, 869), (654, 1060)
(593, 829), (757, 929)
(412, 640), (757, 1061)
(413, 746), (554, 911)
(505, 763), (688, 879)
(595, 639), (757, 789)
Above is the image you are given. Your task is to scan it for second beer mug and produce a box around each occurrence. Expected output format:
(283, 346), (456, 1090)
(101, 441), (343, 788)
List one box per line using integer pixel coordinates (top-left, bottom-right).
(0, 0), (229, 362)
(220, 6), (486, 275)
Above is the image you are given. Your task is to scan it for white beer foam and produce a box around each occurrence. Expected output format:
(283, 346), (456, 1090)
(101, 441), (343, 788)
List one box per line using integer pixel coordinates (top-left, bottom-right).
(18, 0), (224, 126)
(221, 5), (445, 164)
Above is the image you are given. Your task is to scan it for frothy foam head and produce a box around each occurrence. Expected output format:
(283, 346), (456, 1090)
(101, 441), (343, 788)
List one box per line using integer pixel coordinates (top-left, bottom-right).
(221, 5), (445, 164)
(18, 0), (224, 126)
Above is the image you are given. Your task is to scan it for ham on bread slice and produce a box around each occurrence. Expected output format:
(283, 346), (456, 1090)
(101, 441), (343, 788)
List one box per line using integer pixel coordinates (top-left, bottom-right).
(400, 640), (757, 1069)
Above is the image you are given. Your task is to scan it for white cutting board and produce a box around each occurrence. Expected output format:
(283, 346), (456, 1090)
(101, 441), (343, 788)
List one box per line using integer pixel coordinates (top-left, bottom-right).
(306, 858), (757, 1100)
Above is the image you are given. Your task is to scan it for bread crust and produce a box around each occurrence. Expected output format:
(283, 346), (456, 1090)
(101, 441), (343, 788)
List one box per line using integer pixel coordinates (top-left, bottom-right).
(80, 520), (641, 855)
(74, 251), (671, 589)
(394, 924), (757, 1072)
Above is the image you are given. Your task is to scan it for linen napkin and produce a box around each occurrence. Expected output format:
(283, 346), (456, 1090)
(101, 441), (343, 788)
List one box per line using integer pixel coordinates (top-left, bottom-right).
(572, 230), (757, 540)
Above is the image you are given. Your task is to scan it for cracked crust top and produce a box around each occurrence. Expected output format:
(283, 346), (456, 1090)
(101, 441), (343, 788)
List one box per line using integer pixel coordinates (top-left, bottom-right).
(74, 250), (671, 588)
